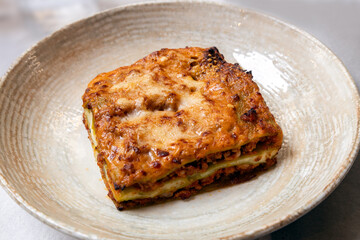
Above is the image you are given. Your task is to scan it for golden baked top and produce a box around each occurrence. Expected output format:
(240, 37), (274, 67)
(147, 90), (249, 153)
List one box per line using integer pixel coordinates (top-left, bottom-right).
(82, 47), (282, 188)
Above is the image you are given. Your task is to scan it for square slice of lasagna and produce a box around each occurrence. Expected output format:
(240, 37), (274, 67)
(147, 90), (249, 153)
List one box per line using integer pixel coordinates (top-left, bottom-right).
(82, 47), (283, 210)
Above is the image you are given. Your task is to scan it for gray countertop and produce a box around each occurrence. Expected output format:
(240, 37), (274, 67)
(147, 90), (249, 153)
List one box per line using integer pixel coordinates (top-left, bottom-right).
(0, 0), (359, 239)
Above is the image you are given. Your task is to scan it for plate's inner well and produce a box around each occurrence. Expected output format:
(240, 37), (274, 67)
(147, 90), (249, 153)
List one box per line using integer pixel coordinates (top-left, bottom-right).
(0, 2), (358, 239)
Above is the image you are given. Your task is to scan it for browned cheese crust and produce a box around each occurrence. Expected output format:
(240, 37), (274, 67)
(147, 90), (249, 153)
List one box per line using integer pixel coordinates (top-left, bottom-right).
(82, 47), (283, 208)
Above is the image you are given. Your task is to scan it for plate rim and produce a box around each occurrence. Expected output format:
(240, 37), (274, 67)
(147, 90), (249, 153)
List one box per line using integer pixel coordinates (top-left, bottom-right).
(0, 1), (359, 239)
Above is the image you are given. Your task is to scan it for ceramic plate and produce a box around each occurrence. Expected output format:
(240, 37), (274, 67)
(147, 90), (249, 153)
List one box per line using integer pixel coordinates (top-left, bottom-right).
(0, 2), (359, 240)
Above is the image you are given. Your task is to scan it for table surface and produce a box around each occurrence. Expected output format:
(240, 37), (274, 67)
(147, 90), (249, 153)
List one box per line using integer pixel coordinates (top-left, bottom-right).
(0, 0), (359, 239)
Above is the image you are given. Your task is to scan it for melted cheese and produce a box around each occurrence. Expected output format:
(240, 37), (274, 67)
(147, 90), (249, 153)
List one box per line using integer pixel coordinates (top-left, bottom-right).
(110, 71), (170, 96)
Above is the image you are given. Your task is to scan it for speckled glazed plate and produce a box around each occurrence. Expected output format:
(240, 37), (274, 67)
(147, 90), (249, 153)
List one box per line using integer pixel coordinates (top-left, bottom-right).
(0, 1), (359, 240)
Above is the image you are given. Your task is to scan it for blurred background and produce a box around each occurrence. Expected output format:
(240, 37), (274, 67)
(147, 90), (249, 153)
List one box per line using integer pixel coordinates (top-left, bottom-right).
(0, 0), (359, 239)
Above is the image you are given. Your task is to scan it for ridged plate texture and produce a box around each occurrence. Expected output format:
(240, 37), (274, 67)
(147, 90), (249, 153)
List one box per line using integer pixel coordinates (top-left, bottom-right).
(0, 2), (359, 240)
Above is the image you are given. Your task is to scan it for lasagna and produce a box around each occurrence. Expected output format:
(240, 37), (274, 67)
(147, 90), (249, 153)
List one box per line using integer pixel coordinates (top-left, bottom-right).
(82, 47), (283, 210)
